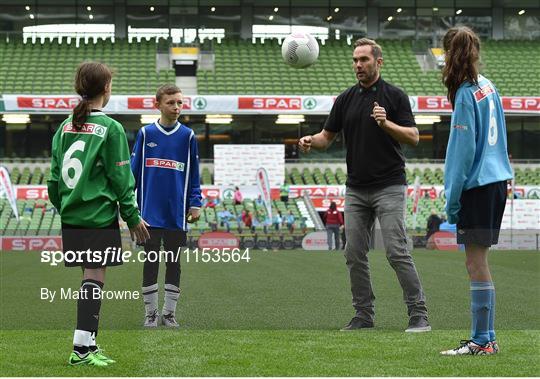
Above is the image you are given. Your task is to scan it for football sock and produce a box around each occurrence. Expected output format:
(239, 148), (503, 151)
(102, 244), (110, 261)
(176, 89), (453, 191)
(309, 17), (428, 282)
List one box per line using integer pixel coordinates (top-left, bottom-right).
(89, 331), (98, 352)
(73, 329), (92, 356)
(143, 260), (160, 287)
(163, 283), (180, 315)
(76, 279), (103, 332)
(470, 281), (493, 346)
(142, 283), (158, 315)
(165, 260), (181, 288)
(489, 285), (496, 341)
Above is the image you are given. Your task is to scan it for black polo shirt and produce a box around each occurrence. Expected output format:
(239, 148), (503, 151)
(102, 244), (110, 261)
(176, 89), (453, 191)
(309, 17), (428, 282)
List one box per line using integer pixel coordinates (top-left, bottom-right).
(324, 77), (415, 188)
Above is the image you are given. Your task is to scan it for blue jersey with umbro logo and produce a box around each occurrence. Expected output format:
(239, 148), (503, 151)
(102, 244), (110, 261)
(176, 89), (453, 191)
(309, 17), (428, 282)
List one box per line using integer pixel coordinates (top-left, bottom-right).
(444, 75), (513, 224)
(130, 121), (202, 230)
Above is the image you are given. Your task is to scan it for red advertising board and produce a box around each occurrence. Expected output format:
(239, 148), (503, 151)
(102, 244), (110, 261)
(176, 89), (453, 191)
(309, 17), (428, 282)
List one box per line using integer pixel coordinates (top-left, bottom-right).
(127, 97), (155, 110)
(288, 186), (344, 198)
(128, 96), (192, 110)
(197, 232), (239, 249)
(16, 96), (79, 109)
(16, 186), (49, 200)
(426, 231), (459, 251)
(1, 236), (62, 251)
(311, 197), (345, 211)
(301, 231), (329, 250)
(416, 96), (452, 111)
(238, 97), (302, 110)
(501, 97), (540, 112)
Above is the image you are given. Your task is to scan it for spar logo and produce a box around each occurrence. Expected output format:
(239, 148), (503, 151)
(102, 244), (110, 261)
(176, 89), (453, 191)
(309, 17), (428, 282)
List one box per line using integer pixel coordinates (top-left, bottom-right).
(502, 97), (540, 112)
(63, 123), (106, 138)
(238, 97), (302, 110)
(127, 96), (192, 110)
(303, 97), (317, 110)
(1, 236), (62, 251)
(222, 188), (235, 199)
(127, 97), (155, 109)
(145, 158), (185, 171)
(417, 96), (452, 111)
(193, 97), (207, 110)
(474, 84), (494, 102)
(16, 186), (49, 200)
(17, 96), (80, 109)
(527, 188), (540, 199)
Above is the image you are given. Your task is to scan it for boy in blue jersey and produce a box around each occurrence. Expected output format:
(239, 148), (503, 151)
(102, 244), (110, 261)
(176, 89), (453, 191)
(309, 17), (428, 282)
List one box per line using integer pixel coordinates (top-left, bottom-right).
(440, 27), (513, 355)
(131, 84), (202, 327)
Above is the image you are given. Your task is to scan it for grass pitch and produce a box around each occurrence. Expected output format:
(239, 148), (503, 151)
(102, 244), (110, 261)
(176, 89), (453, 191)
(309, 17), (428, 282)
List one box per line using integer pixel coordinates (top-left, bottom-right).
(1, 249), (539, 376)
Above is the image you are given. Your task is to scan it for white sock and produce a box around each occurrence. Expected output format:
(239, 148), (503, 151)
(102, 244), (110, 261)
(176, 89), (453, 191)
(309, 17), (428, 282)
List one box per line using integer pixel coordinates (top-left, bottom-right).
(142, 283), (158, 315)
(90, 331), (96, 347)
(163, 284), (180, 315)
(73, 329), (92, 351)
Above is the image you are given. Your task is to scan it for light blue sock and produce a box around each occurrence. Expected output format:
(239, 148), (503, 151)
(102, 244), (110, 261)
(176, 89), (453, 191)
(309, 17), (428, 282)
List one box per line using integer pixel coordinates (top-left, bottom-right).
(470, 281), (493, 346)
(489, 286), (496, 342)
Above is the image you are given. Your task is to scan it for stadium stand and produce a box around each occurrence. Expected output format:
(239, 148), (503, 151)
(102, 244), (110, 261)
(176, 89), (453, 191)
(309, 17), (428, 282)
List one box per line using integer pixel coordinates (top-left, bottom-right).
(482, 40), (540, 96)
(197, 38), (539, 96)
(2, 162), (539, 236)
(0, 38), (175, 94)
(1, 37), (538, 96)
(4, 162), (540, 188)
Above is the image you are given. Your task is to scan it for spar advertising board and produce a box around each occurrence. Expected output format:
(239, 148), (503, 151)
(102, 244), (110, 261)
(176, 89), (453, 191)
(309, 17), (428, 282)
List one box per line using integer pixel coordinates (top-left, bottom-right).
(0, 236), (62, 251)
(10, 184), (540, 206)
(3, 95), (539, 115)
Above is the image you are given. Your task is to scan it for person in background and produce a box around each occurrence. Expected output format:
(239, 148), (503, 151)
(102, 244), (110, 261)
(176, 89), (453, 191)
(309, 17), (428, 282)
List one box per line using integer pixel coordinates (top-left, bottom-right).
(426, 209), (442, 241)
(273, 211), (283, 231)
(218, 208), (232, 233)
(280, 183), (290, 202)
(324, 201), (344, 251)
(255, 195), (264, 206)
(234, 186), (243, 205)
(285, 210), (295, 233)
(244, 210), (254, 232)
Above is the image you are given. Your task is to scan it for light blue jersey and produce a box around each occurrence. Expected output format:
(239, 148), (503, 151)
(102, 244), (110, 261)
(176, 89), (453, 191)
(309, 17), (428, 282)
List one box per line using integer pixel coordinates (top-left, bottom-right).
(444, 75), (513, 224)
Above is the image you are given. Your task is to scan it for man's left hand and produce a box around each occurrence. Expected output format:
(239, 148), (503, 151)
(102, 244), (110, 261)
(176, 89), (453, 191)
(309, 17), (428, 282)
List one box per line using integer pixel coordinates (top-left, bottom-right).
(187, 208), (201, 223)
(371, 102), (387, 127)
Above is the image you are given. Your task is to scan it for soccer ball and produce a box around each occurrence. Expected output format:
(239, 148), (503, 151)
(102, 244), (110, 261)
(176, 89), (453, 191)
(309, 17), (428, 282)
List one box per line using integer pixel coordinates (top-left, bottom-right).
(281, 33), (319, 69)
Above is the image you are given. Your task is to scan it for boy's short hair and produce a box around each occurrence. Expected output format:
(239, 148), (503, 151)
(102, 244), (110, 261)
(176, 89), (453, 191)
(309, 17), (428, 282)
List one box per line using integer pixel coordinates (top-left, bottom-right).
(156, 84), (182, 102)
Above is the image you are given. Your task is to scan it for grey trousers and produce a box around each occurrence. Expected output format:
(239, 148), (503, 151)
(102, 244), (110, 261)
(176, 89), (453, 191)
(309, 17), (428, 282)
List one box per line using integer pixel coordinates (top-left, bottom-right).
(326, 225), (341, 250)
(344, 184), (428, 322)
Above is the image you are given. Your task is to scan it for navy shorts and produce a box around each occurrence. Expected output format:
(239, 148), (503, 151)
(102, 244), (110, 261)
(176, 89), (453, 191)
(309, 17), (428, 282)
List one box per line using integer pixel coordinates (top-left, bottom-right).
(457, 181), (508, 247)
(61, 219), (123, 268)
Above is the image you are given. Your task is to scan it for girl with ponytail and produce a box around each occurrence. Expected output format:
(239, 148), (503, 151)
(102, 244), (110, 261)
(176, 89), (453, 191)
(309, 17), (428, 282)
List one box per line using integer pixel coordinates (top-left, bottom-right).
(47, 61), (149, 366)
(441, 27), (513, 356)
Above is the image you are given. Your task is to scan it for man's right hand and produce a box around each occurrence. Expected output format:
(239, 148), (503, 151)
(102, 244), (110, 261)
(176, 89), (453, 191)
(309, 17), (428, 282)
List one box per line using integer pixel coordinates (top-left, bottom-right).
(130, 219), (150, 244)
(298, 135), (313, 153)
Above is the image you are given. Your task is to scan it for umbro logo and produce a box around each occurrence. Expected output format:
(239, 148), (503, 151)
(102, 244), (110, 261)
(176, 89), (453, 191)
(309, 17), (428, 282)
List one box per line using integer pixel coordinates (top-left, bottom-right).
(147, 142), (158, 148)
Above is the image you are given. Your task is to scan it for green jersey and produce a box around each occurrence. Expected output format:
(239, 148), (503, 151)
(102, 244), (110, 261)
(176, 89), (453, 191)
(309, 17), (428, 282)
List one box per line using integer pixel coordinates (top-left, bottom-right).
(47, 111), (141, 228)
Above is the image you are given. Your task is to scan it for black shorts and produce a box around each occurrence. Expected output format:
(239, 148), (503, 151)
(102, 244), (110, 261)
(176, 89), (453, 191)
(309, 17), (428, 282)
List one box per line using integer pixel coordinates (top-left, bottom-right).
(457, 181), (508, 247)
(61, 219), (123, 268)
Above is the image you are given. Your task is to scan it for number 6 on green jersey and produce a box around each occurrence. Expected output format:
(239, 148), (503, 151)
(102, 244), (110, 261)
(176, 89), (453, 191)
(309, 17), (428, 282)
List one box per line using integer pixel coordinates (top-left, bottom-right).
(62, 140), (85, 189)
